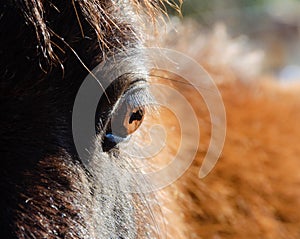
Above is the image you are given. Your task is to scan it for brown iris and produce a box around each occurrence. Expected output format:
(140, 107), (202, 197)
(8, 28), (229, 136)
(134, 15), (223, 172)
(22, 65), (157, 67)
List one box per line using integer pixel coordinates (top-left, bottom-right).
(125, 107), (145, 135)
(110, 105), (145, 139)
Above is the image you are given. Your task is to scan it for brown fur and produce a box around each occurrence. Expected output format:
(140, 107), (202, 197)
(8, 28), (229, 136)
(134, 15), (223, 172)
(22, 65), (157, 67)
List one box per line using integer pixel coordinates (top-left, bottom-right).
(155, 24), (300, 238)
(159, 80), (300, 239)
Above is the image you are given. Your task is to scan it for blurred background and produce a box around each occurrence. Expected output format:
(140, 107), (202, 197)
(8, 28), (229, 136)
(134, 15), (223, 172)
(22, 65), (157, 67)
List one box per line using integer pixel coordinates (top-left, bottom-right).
(167, 0), (300, 83)
(159, 1), (300, 238)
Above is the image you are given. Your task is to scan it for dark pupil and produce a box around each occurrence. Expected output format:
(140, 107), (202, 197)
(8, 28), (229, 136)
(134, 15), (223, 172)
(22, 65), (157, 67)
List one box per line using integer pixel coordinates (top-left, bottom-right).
(129, 109), (143, 124)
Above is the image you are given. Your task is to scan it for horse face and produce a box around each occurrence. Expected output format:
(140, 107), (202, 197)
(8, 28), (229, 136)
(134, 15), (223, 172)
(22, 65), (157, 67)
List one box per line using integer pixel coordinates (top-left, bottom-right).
(1, 1), (162, 238)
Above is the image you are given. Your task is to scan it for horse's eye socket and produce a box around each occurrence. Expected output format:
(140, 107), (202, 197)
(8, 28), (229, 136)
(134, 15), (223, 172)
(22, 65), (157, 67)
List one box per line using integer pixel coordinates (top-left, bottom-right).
(102, 105), (145, 151)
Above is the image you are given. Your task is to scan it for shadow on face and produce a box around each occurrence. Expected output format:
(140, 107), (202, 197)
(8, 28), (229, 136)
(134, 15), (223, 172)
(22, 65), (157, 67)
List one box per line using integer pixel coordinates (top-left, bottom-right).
(0, 1), (168, 238)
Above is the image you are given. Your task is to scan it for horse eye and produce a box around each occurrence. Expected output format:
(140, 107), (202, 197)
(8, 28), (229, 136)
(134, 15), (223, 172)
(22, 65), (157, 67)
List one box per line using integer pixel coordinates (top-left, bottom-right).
(124, 107), (145, 135)
(102, 105), (145, 152)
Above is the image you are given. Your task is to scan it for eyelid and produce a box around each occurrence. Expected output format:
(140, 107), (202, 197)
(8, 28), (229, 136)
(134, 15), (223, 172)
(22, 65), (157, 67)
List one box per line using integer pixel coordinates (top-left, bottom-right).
(113, 82), (155, 115)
